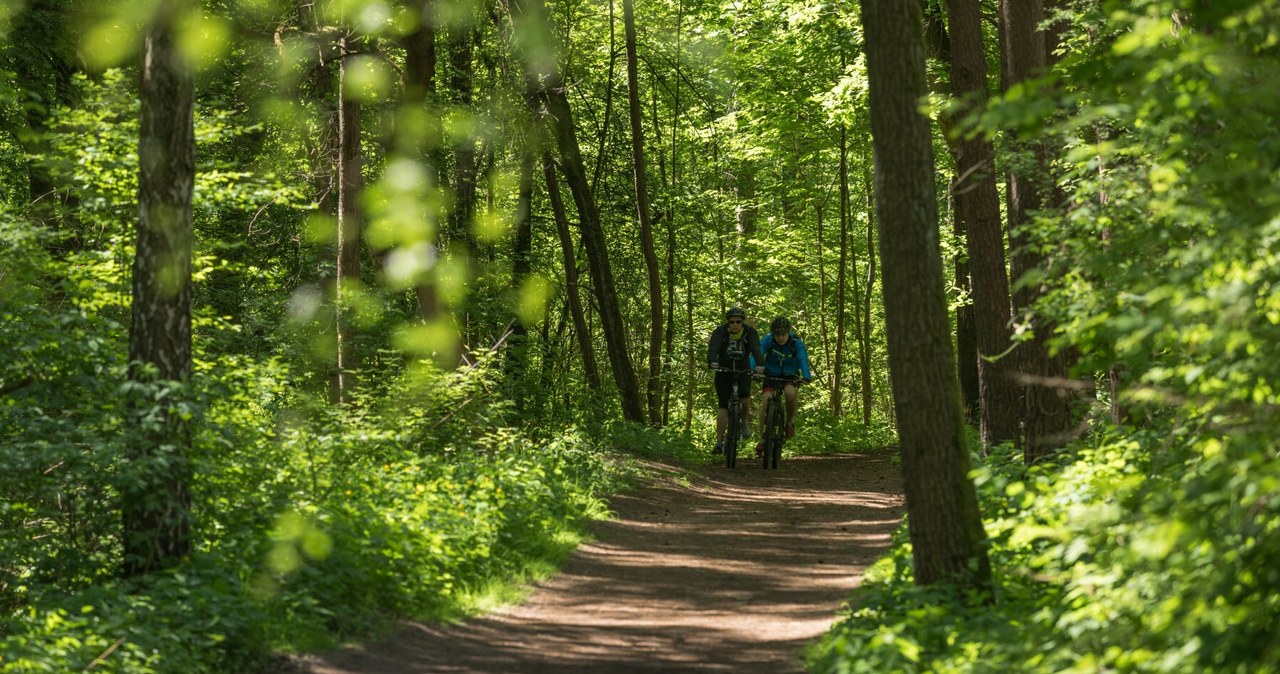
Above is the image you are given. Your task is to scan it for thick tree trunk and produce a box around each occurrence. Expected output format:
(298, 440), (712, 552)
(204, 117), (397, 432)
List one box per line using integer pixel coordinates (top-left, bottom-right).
(623, 0), (664, 426)
(334, 35), (362, 404)
(544, 154), (602, 390)
(1000, 0), (1077, 462)
(860, 0), (991, 590)
(945, 0), (1020, 446)
(403, 0), (441, 323)
(124, 0), (195, 577)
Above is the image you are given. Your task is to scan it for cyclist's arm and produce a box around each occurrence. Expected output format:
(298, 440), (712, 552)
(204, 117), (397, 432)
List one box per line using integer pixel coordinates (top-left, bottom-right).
(748, 328), (765, 368)
(706, 328), (723, 368)
(796, 338), (813, 381)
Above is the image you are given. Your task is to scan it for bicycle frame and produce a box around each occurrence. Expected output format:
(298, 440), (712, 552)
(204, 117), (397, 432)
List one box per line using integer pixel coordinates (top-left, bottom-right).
(715, 367), (756, 469)
(760, 376), (803, 470)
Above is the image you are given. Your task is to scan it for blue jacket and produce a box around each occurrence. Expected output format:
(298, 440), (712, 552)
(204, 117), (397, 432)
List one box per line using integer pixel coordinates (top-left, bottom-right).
(753, 332), (812, 380)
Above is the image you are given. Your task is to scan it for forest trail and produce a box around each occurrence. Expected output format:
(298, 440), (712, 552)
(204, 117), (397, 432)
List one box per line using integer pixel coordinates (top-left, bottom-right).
(294, 452), (904, 674)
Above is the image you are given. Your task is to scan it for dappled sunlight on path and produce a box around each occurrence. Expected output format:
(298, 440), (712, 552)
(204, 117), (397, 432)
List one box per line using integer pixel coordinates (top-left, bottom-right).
(300, 454), (904, 674)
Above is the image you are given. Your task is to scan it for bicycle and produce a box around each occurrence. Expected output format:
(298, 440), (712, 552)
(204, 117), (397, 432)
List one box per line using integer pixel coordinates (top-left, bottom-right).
(759, 375), (804, 470)
(714, 367), (755, 468)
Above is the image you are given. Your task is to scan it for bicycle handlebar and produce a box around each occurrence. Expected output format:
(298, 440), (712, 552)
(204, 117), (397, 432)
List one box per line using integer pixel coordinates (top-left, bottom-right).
(710, 367), (807, 383)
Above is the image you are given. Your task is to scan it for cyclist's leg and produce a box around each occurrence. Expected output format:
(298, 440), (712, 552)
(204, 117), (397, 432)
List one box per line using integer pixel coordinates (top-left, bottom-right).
(784, 383), (800, 436)
(713, 373), (732, 450)
(757, 386), (775, 436)
(737, 372), (753, 437)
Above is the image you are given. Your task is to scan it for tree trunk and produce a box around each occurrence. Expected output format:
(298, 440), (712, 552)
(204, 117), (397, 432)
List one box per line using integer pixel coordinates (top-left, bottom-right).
(860, 0), (991, 590)
(544, 154), (602, 390)
(508, 149), (536, 412)
(1000, 0), (1077, 462)
(945, 0), (1020, 446)
(403, 0), (441, 323)
(448, 23), (478, 347)
(124, 0), (195, 577)
(859, 161), (877, 424)
(623, 0), (664, 426)
(832, 125), (849, 416)
(334, 34), (362, 404)
(511, 0), (643, 422)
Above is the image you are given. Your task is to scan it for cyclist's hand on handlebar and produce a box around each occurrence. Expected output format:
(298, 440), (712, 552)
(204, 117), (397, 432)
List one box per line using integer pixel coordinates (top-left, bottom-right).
(754, 365), (765, 374)
(709, 362), (719, 370)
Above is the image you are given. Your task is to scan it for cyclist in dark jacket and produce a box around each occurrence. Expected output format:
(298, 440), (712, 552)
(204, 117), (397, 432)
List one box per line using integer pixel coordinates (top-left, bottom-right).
(706, 307), (765, 454)
(753, 316), (813, 454)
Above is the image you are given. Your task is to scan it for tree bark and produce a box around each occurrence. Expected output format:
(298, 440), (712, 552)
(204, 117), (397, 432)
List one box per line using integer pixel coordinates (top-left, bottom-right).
(860, 0), (991, 590)
(832, 125), (850, 417)
(124, 0), (195, 577)
(334, 34), (362, 404)
(622, 0), (664, 426)
(944, 0), (1020, 446)
(1000, 0), (1077, 462)
(859, 161), (877, 424)
(402, 0), (442, 323)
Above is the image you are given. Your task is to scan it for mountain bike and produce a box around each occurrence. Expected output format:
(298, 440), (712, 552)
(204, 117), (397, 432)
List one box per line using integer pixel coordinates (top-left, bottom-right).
(715, 367), (755, 469)
(759, 375), (804, 470)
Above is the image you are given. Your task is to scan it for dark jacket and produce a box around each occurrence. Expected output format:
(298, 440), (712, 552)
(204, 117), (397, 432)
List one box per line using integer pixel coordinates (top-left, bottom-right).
(706, 323), (763, 371)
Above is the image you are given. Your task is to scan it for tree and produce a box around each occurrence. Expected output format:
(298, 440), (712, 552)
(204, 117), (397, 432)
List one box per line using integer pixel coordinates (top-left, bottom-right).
(944, 0), (1020, 447)
(509, 0), (645, 423)
(999, 0), (1076, 461)
(334, 32), (362, 404)
(622, 0), (664, 426)
(859, 0), (991, 588)
(123, 0), (196, 577)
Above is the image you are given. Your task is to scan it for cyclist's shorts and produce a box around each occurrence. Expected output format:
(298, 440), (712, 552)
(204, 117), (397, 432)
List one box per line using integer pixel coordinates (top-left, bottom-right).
(762, 378), (801, 395)
(714, 370), (753, 408)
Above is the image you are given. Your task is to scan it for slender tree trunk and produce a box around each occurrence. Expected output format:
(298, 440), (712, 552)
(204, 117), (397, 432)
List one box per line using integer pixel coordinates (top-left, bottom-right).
(543, 154), (602, 390)
(124, 0), (195, 577)
(860, 0), (991, 590)
(817, 197), (832, 374)
(622, 0), (664, 426)
(833, 125), (850, 416)
(334, 34), (362, 404)
(944, 0), (1020, 446)
(1000, 0), (1076, 462)
(736, 168), (756, 238)
(509, 149), (536, 412)
(448, 23), (478, 348)
(592, 0), (617, 194)
(859, 161), (877, 424)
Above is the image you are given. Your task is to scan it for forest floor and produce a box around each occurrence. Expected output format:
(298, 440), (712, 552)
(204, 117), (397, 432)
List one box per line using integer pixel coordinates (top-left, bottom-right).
(290, 450), (904, 674)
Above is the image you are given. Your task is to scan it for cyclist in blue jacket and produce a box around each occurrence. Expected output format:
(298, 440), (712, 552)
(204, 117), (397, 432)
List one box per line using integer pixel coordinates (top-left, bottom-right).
(754, 316), (813, 455)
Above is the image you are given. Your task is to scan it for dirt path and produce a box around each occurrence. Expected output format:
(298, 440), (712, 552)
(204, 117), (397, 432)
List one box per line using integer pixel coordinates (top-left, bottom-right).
(294, 452), (904, 674)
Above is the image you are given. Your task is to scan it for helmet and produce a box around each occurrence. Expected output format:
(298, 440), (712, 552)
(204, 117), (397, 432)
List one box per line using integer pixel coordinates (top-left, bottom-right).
(770, 316), (792, 335)
(726, 307), (746, 321)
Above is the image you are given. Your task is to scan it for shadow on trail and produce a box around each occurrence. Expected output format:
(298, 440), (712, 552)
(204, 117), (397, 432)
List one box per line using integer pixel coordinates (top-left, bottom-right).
(302, 453), (904, 674)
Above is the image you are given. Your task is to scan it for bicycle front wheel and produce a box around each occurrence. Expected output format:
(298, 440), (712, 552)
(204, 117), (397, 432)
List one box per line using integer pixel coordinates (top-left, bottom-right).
(725, 402), (739, 469)
(763, 400), (781, 470)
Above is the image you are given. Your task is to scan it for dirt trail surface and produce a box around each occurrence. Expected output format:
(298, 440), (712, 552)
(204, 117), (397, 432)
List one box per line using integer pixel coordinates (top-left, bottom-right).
(295, 452), (904, 674)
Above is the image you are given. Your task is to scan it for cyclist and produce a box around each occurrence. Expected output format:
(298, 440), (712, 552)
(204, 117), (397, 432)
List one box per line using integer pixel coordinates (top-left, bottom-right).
(754, 316), (813, 456)
(707, 307), (765, 454)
